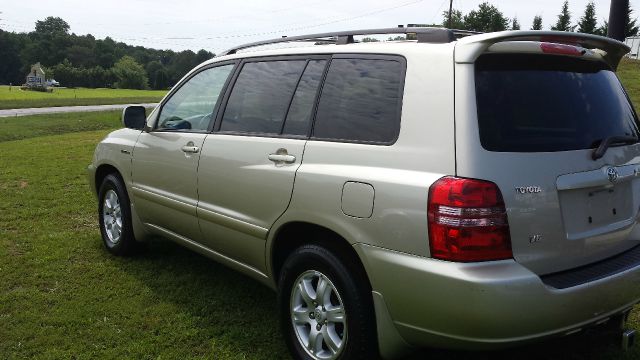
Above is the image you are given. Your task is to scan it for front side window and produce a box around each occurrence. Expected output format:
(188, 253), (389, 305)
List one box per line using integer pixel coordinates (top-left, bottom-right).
(220, 60), (306, 134)
(313, 58), (404, 143)
(157, 64), (234, 131)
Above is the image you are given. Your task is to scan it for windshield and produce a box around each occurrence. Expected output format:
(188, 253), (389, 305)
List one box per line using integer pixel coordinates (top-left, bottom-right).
(475, 54), (640, 152)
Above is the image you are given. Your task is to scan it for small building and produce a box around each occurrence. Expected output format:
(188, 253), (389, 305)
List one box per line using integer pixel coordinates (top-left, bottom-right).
(26, 62), (46, 87)
(625, 36), (640, 59)
(22, 62), (54, 92)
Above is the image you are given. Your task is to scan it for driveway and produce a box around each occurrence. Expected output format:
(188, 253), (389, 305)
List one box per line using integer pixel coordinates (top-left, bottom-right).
(0, 103), (158, 118)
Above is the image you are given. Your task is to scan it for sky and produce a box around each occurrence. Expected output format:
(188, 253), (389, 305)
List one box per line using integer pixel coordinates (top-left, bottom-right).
(1, 0), (639, 53)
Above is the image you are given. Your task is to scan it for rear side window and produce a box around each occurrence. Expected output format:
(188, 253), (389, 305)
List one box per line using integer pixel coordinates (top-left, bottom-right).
(475, 54), (640, 152)
(220, 60), (306, 134)
(283, 60), (327, 136)
(313, 58), (404, 143)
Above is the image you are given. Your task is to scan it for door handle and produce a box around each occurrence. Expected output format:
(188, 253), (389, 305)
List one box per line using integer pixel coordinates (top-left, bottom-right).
(268, 154), (296, 163)
(181, 142), (199, 153)
(268, 148), (296, 164)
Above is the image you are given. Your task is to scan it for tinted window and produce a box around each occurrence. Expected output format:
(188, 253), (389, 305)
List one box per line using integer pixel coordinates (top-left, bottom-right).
(158, 64), (233, 131)
(221, 60), (306, 134)
(283, 60), (327, 136)
(313, 58), (404, 143)
(475, 54), (640, 152)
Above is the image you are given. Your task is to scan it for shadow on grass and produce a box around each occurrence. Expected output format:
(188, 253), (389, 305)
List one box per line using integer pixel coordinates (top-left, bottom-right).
(406, 328), (633, 360)
(115, 237), (290, 358)
(119, 237), (637, 360)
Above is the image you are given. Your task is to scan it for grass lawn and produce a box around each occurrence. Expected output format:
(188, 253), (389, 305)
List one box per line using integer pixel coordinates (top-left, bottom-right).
(0, 110), (122, 143)
(3, 61), (640, 359)
(618, 58), (640, 107)
(0, 86), (166, 110)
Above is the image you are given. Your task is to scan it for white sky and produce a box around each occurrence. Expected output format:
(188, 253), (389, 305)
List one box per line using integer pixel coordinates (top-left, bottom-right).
(1, 0), (639, 53)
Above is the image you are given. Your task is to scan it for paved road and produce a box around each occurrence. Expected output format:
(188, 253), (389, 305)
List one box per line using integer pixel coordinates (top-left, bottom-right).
(0, 103), (158, 118)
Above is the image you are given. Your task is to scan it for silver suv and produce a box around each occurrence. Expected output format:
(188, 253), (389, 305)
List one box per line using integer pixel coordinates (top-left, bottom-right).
(88, 28), (640, 359)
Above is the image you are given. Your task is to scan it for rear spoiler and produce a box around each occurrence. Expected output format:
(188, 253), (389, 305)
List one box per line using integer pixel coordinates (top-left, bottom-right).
(455, 30), (630, 70)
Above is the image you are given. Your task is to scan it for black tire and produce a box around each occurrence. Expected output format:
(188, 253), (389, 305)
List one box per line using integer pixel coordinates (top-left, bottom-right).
(97, 173), (138, 256)
(278, 244), (378, 360)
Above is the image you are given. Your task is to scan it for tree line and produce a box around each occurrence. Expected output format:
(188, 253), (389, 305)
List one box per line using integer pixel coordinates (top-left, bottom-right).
(443, 1), (638, 35)
(0, 17), (214, 89)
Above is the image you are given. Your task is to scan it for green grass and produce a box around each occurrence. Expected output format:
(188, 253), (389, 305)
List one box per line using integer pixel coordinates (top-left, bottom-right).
(0, 86), (166, 110)
(0, 110), (122, 142)
(3, 60), (640, 359)
(618, 58), (640, 108)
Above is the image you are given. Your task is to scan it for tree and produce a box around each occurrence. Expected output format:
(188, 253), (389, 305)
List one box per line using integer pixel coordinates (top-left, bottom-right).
(531, 15), (543, 30)
(442, 9), (465, 29)
(112, 55), (148, 89)
(578, 2), (597, 34)
(196, 49), (214, 64)
(168, 50), (199, 84)
(512, 17), (521, 30)
(146, 60), (169, 89)
(552, 1), (572, 31)
(361, 37), (380, 42)
(596, 21), (608, 36)
(0, 30), (23, 84)
(35, 17), (69, 35)
(463, 3), (509, 32)
(626, 4), (640, 37)
(0, 17), (227, 89)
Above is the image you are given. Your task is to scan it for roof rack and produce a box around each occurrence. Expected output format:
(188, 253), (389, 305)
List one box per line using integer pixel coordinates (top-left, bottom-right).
(219, 27), (479, 56)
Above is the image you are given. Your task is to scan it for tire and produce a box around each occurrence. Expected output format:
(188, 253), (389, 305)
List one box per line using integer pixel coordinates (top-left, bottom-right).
(97, 173), (138, 256)
(278, 244), (378, 360)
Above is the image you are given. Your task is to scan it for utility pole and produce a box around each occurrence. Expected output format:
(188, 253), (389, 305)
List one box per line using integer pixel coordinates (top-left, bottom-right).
(608, 0), (628, 41)
(447, 0), (454, 28)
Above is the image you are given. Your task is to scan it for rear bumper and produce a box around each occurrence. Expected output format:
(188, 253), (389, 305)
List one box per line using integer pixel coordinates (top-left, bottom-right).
(355, 243), (640, 352)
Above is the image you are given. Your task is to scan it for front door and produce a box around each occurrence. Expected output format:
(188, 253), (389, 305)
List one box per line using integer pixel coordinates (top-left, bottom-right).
(131, 63), (235, 241)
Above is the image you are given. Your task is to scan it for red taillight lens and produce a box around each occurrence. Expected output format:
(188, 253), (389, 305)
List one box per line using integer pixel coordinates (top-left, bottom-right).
(427, 176), (512, 262)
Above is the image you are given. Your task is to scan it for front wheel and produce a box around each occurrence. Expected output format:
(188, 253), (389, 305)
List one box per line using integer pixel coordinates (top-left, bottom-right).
(278, 244), (378, 360)
(98, 173), (137, 256)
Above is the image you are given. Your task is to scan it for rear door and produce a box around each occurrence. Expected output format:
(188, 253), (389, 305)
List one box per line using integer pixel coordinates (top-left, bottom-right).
(196, 57), (328, 271)
(455, 53), (640, 275)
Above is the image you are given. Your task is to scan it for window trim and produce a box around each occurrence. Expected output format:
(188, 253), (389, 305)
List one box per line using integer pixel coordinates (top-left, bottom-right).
(309, 53), (407, 146)
(150, 60), (239, 133)
(212, 54), (331, 139)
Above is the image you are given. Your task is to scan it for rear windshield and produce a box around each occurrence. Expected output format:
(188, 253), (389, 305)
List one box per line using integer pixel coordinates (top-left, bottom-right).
(475, 54), (640, 152)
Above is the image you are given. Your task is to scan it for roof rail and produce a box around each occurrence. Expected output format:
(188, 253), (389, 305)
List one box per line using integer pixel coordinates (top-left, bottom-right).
(219, 27), (479, 56)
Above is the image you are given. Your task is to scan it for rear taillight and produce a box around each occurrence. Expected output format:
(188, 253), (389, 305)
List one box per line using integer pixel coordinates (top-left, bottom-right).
(427, 176), (512, 262)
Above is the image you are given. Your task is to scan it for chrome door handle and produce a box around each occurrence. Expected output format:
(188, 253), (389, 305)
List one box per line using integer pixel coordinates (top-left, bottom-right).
(181, 145), (200, 153)
(268, 154), (296, 163)
(268, 149), (296, 164)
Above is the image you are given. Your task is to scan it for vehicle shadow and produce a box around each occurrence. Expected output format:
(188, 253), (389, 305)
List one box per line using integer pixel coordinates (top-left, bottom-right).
(124, 238), (638, 360)
(119, 236), (290, 358)
(403, 313), (638, 359)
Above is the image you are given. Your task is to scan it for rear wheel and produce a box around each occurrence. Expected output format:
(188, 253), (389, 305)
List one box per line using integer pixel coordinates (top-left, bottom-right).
(278, 244), (377, 360)
(98, 174), (137, 256)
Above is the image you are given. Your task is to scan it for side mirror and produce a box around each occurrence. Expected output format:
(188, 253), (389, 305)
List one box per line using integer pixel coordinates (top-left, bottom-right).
(122, 106), (147, 130)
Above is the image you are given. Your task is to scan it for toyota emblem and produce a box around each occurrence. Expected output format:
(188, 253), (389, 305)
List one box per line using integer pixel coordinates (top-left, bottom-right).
(607, 167), (619, 183)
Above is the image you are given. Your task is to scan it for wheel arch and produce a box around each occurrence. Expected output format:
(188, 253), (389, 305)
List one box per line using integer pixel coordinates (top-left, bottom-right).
(94, 161), (150, 243)
(94, 163), (122, 194)
(269, 221), (371, 291)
